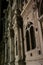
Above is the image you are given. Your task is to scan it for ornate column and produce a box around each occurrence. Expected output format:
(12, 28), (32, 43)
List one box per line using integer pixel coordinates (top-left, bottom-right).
(16, 9), (25, 65)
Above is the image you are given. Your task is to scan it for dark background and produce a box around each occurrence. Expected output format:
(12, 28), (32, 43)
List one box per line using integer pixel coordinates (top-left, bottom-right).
(0, 0), (8, 43)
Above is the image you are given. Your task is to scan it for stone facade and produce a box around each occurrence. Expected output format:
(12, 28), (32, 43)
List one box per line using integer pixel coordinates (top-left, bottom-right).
(4, 0), (43, 65)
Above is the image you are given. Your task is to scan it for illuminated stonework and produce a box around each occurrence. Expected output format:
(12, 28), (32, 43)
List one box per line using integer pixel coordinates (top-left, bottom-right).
(3, 0), (43, 65)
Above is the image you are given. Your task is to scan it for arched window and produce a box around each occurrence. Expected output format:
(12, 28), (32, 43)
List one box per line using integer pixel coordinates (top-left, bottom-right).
(10, 29), (15, 61)
(26, 23), (36, 51)
(30, 26), (36, 49)
(26, 30), (30, 51)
